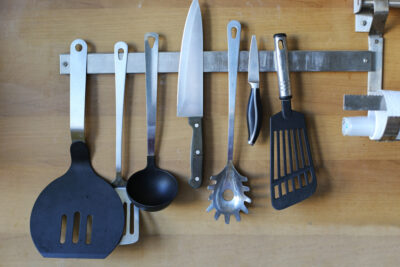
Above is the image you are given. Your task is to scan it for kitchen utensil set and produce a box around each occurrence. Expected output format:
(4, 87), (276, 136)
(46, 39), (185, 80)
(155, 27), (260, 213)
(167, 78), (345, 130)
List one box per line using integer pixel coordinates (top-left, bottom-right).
(31, 0), (322, 259)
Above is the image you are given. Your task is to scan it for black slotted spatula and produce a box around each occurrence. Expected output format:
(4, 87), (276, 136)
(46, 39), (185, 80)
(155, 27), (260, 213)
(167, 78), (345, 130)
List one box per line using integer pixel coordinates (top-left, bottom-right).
(270, 34), (317, 210)
(30, 39), (124, 258)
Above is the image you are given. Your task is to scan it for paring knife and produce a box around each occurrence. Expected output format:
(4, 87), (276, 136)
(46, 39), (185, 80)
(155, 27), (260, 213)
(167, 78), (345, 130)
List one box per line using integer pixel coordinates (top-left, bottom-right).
(247, 35), (262, 145)
(177, 0), (204, 189)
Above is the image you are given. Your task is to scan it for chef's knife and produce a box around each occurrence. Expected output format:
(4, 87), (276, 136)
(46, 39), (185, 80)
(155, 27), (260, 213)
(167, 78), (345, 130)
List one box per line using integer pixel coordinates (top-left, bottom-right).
(247, 35), (262, 145)
(177, 0), (203, 189)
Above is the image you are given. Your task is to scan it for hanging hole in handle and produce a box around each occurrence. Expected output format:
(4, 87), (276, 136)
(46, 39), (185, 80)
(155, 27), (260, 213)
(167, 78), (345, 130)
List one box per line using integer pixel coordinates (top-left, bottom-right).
(231, 27), (237, 39)
(147, 36), (155, 48)
(118, 48), (124, 60)
(75, 44), (83, 52)
(278, 40), (284, 50)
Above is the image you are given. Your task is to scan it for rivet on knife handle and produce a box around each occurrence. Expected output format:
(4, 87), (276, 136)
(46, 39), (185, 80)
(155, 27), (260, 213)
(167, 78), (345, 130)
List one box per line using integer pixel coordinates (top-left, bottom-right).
(247, 35), (262, 145)
(189, 117), (203, 188)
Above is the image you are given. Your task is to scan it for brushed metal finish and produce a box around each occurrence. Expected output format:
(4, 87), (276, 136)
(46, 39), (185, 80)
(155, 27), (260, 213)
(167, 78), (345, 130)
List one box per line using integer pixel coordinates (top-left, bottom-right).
(145, 33), (159, 156)
(114, 41), (128, 181)
(274, 34), (291, 99)
(343, 95), (386, 110)
(60, 51), (373, 74)
(177, 0), (203, 117)
(227, 20), (241, 162)
(112, 41), (139, 245)
(248, 35), (259, 88)
(69, 39), (87, 142)
(207, 21), (251, 224)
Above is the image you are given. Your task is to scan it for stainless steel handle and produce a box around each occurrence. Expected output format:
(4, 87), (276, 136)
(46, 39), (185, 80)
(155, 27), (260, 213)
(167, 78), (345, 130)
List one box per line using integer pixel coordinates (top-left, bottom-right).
(362, 0), (400, 8)
(145, 33), (159, 156)
(274, 34), (291, 99)
(227, 20), (241, 162)
(70, 39), (87, 142)
(114, 41), (128, 183)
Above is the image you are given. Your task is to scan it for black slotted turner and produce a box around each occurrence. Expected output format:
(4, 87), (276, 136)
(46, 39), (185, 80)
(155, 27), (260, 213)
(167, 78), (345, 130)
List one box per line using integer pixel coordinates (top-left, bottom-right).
(30, 40), (124, 258)
(270, 34), (317, 210)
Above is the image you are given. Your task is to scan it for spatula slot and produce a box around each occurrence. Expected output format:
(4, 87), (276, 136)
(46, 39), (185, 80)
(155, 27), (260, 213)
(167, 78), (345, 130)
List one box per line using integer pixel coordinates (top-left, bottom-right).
(307, 171), (313, 184)
(123, 203), (127, 235)
(281, 182), (287, 196)
(288, 179), (294, 192)
(85, 215), (92, 244)
(129, 203), (134, 234)
(300, 129), (310, 166)
(301, 174), (307, 187)
(274, 185), (280, 199)
(59, 215), (67, 244)
(273, 131), (278, 180)
(72, 212), (81, 244)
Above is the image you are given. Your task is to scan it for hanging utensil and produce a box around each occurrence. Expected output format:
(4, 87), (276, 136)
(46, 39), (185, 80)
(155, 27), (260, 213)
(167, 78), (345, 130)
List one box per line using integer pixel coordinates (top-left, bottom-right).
(207, 21), (251, 224)
(30, 39), (124, 258)
(177, 0), (204, 189)
(270, 33), (317, 210)
(126, 33), (178, 212)
(112, 41), (139, 245)
(247, 35), (262, 145)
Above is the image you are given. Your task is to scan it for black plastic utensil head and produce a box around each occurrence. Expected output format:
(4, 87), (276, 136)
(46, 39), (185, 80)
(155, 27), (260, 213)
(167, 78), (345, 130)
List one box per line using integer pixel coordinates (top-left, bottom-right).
(126, 156), (178, 212)
(30, 142), (124, 258)
(270, 100), (317, 210)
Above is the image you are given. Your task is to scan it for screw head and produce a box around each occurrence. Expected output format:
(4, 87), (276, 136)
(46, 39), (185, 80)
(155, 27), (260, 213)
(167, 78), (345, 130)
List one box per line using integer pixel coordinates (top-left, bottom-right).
(195, 150), (200, 155)
(375, 39), (379, 44)
(363, 58), (368, 63)
(194, 123), (199, 128)
(63, 62), (68, 67)
(362, 20), (367, 26)
(194, 177), (200, 182)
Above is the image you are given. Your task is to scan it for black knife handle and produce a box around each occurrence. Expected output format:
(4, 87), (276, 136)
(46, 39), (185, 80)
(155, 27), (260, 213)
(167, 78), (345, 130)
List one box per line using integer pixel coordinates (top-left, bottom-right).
(247, 87), (262, 145)
(188, 117), (203, 188)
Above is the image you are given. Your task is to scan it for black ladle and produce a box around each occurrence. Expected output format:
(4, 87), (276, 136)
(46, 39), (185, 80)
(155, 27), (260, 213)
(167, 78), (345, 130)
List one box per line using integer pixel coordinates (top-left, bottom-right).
(126, 33), (178, 212)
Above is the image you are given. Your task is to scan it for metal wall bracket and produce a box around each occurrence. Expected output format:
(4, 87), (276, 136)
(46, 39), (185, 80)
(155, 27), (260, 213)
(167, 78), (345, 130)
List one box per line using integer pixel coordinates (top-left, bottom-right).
(59, 50), (373, 74)
(343, 0), (400, 141)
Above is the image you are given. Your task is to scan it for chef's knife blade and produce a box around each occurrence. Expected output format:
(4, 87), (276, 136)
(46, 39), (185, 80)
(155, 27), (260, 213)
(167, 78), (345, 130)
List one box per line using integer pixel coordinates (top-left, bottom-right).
(177, 0), (203, 189)
(247, 35), (262, 145)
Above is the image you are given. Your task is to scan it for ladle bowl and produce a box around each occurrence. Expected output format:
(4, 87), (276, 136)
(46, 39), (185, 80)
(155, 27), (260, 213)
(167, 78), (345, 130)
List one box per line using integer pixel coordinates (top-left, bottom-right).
(127, 156), (178, 211)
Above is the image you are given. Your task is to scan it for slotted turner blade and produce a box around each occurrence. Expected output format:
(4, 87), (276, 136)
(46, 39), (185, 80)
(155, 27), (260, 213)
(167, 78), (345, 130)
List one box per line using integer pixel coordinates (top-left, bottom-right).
(270, 34), (317, 210)
(112, 41), (139, 244)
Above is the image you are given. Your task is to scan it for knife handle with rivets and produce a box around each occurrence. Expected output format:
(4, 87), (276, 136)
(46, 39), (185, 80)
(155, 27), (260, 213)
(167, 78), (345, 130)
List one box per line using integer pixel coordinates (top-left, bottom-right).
(247, 85), (262, 145)
(188, 117), (203, 188)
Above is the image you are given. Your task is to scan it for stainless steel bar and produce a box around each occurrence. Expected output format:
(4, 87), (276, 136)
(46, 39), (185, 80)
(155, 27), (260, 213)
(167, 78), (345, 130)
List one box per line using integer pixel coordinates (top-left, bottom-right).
(60, 51), (373, 74)
(363, 0), (400, 8)
(343, 95), (386, 110)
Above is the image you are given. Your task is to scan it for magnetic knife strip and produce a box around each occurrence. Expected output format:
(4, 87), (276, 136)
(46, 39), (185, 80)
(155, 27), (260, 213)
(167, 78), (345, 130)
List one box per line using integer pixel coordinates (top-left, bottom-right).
(60, 50), (374, 74)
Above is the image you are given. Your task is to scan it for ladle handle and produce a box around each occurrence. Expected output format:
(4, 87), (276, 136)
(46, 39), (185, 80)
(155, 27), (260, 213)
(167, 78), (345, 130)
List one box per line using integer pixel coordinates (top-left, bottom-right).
(114, 41), (128, 183)
(145, 33), (159, 156)
(227, 21), (241, 162)
(70, 39), (87, 142)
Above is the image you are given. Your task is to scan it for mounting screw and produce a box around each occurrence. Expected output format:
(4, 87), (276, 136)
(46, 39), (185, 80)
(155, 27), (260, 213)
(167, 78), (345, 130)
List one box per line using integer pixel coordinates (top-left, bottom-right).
(195, 150), (200, 155)
(63, 62), (68, 67)
(194, 123), (199, 128)
(195, 177), (200, 182)
(363, 58), (368, 63)
(362, 20), (367, 26)
(375, 39), (379, 44)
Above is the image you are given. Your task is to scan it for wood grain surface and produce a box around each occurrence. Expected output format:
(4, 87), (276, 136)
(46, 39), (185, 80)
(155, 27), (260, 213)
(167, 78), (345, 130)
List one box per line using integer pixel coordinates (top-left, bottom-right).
(1, 0), (400, 266)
